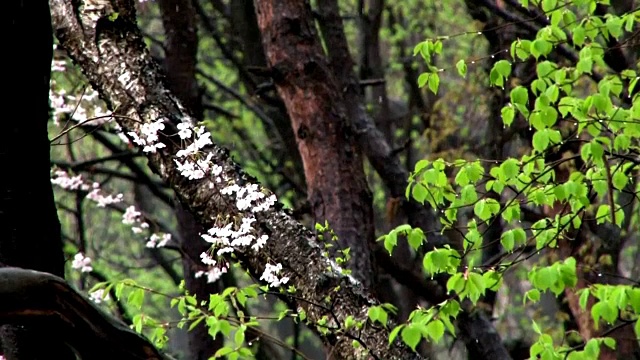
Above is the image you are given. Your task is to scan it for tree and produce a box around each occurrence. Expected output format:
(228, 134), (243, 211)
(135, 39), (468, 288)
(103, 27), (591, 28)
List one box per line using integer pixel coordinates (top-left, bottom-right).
(1, 0), (638, 359)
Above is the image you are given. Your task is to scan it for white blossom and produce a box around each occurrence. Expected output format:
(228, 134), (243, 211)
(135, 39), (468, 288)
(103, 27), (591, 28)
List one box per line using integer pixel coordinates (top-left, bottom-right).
(146, 233), (171, 248)
(71, 253), (93, 273)
(122, 206), (141, 225)
(260, 263), (289, 288)
(89, 289), (111, 304)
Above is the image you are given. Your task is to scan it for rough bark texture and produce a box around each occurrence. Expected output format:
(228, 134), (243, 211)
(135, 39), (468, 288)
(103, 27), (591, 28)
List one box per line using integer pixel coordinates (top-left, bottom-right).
(157, 0), (223, 358)
(254, 0), (377, 289)
(50, 1), (421, 358)
(0, 1), (71, 358)
(0, 267), (169, 360)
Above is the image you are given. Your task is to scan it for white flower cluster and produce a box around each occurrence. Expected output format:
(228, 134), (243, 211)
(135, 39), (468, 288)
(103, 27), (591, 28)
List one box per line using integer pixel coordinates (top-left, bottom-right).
(72, 252), (93, 273)
(128, 119), (166, 153)
(176, 125), (212, 157)
(87, 182), (124, 207)
(51, 170), (124, 207)
(202, 217), (269, 255)
(51, 170), (89, 190)
(195, 266), (228, 284)
(260, 263), (290, 288)
(146, 233), (172, 248)
(220, 183), (277, 212)
(170, 122), (288, 288)
(49, 85), (111, 127)
(89, 288), (111, 304)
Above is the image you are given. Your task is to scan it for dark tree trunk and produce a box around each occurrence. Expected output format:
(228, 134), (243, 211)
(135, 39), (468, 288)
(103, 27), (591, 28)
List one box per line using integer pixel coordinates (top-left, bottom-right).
(157, 0), (223, 358)
(254, 0), (377, 289)
(0, 1), (72, 358)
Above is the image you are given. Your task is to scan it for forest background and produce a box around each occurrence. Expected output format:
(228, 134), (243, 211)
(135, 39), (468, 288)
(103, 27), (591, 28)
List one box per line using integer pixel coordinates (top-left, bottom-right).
(1, 0), (639, 359)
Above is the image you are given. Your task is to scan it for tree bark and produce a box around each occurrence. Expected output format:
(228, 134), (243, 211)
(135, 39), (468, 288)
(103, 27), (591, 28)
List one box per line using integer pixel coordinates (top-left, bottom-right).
(50, 0), (421, 358)
(254, 0), (377, 289)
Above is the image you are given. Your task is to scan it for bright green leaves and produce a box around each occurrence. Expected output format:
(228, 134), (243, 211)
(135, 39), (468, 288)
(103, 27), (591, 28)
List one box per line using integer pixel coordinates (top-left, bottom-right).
(530, 39), (553, 59)
(500, 228), (527, 252)
(456, 59), (467, 78)
(408, 158), (456, 210)
(400, 324), (421, 351)
(473, 198), (500, 222)
(532, 128), (562, 152)
(393, 300), (460, 349)
(501, 105), (515, 126)
(368, 305), (390, 327)
(580, 285), (640, 334)
(447, 269), (502, 304)
(423, 246), (461, 277)
(490, 60), (512, 88)
(454, 160), (485, 186)
(379, 224), (426, 255)
(595, 204), (625, 226)
(417, 72), (440, 95)
(528, 257), (577, 296)
(415, 40), (443, 94)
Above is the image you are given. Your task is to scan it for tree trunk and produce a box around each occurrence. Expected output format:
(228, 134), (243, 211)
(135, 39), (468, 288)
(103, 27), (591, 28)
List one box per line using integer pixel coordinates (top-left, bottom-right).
(0, 1), (71, 358)
(254, 0), (377, 289)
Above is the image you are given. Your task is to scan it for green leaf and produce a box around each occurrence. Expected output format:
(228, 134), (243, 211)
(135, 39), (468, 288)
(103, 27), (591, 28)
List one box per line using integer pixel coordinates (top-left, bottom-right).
(213, 347), (235, 358)
(417, 73), (429, 88)
(426, 320), (445, 343)
(494, 60), (512, 78)
(401, 325), (422, 351)
(389, 325), (404, 345)
(532, 129), (550, 151)
(428, 73), (440, 94)
(456, 60), (467, 78)
(128, 288), (145, 310)
(612, 170), (628, 190)
(511, 86), (529, 107)
(501, 230), (515, 251)
(412, 183), (428, 204)
(501, 105), (515, 127)
(500, 158), (520, 181)
(407, 228), (425, 251)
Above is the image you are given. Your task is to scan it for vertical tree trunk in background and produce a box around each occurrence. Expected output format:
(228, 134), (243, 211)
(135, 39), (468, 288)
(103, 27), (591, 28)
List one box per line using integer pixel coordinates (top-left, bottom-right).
(0, 1), (73, 358)
(229, 0), (307, 194)
(157, 0), (222, 358)
(254, 0), (377, 289)
(358, 0), (392, 143)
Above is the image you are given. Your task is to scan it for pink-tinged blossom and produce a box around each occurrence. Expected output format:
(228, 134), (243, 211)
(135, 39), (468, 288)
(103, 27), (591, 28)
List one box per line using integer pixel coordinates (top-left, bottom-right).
(51, 170), (90, 191)
(86, 187), (124, 207)
(200, 252), (217, 266)
(146, 233), (171, 248)
(122, 206), (141, 225)
(72, 253), (93, 273)
(89, 289), (111, 304)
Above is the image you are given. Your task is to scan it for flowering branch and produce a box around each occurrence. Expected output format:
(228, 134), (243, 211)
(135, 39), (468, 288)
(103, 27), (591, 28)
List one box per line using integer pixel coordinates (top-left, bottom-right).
(49, 0), (421, 358)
